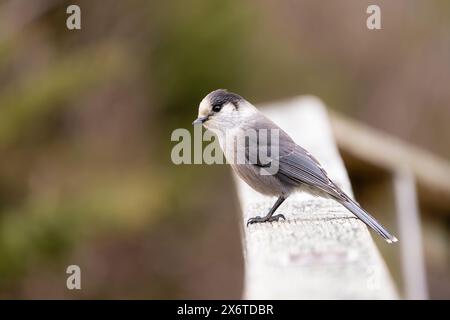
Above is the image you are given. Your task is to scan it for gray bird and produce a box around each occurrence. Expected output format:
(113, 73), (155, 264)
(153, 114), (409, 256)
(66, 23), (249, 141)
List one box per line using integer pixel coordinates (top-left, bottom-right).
(193, 89), (398, 243)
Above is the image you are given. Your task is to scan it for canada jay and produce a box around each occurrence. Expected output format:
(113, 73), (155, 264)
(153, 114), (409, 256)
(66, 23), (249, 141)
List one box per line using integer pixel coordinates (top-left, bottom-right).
(193, 89), (397, 243)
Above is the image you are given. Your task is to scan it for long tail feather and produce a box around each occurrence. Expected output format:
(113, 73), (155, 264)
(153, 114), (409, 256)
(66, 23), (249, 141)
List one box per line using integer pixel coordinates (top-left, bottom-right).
(339, 197), (398, 244)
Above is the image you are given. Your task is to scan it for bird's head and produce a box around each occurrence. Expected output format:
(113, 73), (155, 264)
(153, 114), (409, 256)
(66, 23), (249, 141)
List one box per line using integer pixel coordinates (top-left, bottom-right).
(193, 89), (257, 132)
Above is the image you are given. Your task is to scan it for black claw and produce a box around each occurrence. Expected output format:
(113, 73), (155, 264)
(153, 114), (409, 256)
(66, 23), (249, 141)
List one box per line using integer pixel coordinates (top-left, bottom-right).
(246, 214), (286, 227)
(247, 216), (262, 226)
(271, 214), (286, 222)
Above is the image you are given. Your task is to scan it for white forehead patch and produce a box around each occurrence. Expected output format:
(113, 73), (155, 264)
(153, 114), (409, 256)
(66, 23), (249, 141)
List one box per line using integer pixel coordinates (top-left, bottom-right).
(198, 97), (211, 117)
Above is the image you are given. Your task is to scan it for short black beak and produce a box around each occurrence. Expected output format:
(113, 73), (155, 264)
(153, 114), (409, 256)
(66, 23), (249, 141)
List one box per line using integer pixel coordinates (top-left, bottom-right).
(192, 116), (208, 126)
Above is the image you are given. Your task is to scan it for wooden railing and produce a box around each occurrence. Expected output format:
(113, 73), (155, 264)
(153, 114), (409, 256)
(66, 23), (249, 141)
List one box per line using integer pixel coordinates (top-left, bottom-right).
(234, 96), (398, 299)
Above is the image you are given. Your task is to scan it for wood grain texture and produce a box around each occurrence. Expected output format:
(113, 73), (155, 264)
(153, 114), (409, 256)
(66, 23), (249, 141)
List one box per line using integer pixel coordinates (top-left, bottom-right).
(234, 96), (398, 299)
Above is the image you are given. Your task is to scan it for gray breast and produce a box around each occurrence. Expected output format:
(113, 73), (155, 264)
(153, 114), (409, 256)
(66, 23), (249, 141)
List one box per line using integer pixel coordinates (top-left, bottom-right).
(231, 163), (293, 196)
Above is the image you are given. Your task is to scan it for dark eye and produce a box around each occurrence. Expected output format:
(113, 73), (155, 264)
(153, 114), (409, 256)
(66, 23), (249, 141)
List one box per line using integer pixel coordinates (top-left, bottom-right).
(212, 104), (222, 112)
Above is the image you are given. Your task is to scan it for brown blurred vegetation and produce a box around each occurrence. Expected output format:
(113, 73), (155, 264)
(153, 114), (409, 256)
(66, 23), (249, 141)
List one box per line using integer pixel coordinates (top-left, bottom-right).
(0, 0), (448, 298)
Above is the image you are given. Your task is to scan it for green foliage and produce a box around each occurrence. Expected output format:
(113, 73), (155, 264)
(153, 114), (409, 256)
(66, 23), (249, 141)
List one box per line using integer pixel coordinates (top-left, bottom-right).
(0, 44), (124, 147)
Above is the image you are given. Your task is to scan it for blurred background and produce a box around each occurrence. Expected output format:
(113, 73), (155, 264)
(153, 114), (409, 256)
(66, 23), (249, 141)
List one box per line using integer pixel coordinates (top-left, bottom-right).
(0, 0), (448, 299)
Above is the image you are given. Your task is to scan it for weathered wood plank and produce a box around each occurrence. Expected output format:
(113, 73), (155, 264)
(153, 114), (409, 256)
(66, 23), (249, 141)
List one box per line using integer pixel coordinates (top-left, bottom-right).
(234, 96), (398, 299)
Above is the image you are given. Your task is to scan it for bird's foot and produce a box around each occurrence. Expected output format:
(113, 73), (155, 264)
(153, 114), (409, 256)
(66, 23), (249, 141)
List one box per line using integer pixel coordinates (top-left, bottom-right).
(246, 214), (286, 227)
